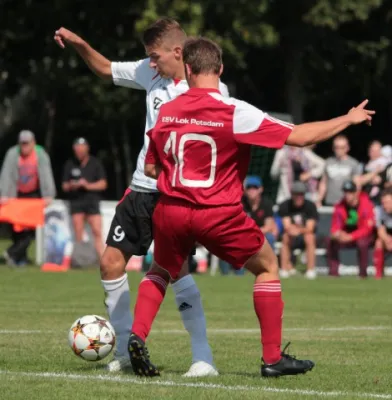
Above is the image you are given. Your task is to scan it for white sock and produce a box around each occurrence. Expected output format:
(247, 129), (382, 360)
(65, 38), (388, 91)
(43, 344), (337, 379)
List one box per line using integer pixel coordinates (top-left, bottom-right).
(172, 275), (214, 366)
(101, 274), (133, 357)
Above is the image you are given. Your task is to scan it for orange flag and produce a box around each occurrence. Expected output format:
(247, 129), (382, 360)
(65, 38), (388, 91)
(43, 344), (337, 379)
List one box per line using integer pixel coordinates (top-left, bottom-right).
(0, 199), (45, 231)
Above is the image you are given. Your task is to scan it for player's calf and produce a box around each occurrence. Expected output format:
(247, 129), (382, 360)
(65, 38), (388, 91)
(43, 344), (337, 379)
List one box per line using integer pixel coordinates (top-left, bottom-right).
(244, 240), (315, 377)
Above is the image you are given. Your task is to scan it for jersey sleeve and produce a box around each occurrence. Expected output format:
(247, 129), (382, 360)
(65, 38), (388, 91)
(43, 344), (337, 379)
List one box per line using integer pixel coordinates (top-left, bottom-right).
(307, 201), (319, 221)
(278, 201), (290, 218)
(218, 81), (230, 97)
(145, 130), (159, 165)
(232, 100), (293, 149)
(111, 59), (155, 90)
(94, 159), (107, 181)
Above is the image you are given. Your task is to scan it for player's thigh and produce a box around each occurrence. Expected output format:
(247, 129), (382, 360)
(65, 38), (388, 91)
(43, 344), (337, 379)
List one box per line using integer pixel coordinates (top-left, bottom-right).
(153, 199), (194, 280)
(196, 205), (264, 270)
(105, 190), (158, 257)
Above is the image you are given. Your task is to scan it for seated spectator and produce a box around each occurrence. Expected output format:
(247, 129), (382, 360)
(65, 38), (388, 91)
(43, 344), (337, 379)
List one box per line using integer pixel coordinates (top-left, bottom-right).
(357, 141), (390, 205)
(373, 188), (392, 279)
(327, 180), (375, 278)
(278, 181), (318, 280)
(0, 130), (56, 265)
(243, 176), (277, 248)
(318, 135), (361, 207)
(270, 145), (325, 204)
(62, 138), (107, 259)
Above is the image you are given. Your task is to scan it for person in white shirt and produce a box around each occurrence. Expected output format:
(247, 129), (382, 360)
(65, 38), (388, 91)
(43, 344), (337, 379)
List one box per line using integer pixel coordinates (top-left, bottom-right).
(54, 17), (227, 377)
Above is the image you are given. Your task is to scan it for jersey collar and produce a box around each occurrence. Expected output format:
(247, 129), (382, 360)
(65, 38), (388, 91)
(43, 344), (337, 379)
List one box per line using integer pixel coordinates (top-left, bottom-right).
(187, 88), (221, 95)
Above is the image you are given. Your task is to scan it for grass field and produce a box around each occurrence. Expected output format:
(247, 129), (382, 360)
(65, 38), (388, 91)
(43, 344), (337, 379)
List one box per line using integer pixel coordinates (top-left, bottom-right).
(0, 267), (392, 400)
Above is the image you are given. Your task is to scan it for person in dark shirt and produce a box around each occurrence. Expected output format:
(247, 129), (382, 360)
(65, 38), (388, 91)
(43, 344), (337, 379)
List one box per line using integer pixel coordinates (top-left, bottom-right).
(62, 138), (107, 258)
(327, 180), (375, 278)
(243, 176), (277, 248)
(278, 181), (318, 279)
(373, 188), (392, 279)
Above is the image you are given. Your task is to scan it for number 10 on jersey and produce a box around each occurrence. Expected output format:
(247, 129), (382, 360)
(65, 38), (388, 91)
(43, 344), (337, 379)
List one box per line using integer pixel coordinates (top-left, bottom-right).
(164, 131), (217, 188)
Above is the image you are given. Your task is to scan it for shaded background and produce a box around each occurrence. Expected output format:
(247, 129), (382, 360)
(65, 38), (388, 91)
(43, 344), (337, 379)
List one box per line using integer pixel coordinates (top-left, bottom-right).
(1, 0), (391, 200)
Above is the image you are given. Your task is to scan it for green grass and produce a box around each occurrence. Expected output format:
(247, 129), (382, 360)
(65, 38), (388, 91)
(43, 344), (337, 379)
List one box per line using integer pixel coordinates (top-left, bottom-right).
(0, 268), (391, 400)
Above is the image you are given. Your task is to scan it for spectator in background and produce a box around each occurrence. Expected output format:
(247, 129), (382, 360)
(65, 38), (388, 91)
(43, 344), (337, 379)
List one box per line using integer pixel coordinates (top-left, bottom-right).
(373, 188), (392, 279)
(270, 145), (325, 204)
(357, 141), (390, 205)
(279, 181), (318, 280)
(0, 130), (56, 265)
(62, 138), (107, 258)
(243, 176), (277, 248)
(318, 135), (361, 207)
(327, 180), (375, 278)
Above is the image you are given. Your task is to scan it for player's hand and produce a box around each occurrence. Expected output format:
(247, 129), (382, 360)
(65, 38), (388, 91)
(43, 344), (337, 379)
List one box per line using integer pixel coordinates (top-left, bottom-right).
(300, 172), (311, 182)
(347, 100), (375, 126)
(54, 27), (82, 49)
(339, 232), (352, 243)
(44, 197), (53, 206)
(288, 225), (301, 237)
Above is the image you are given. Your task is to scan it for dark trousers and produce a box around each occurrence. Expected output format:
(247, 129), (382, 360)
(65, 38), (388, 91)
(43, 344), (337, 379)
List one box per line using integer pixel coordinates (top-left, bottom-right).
(327, 235), (373, 277)
(6, 190), (40, 263)
(7, 228), (35, 262)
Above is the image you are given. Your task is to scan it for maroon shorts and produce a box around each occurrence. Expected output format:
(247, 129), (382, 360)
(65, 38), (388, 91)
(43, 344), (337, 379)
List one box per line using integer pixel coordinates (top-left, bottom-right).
(153, 197), (265, 279)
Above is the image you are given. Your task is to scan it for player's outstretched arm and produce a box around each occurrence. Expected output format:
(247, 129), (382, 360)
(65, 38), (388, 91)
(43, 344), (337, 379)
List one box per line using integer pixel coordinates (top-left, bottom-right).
(54, 27), (112, 80)
(287, 100), (375, 147)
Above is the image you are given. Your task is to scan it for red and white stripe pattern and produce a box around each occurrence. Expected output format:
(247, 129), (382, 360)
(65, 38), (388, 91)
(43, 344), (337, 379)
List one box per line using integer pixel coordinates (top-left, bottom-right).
(141, 273), (168, 292)
(254, 281), (281, 294)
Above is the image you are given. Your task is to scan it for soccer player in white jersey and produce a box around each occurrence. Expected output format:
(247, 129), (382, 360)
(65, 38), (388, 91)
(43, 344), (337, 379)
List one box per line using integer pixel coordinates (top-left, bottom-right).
(54, 18), (226, 377)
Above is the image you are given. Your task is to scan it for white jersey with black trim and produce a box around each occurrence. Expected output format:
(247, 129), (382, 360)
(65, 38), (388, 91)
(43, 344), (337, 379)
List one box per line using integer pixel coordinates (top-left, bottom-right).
(112, 59), (229, 192)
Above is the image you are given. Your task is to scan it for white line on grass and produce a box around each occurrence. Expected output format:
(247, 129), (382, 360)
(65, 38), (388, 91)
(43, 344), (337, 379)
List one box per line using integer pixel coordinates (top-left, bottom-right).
(0, 370), (390, 399)
(0, 326), (390, 334)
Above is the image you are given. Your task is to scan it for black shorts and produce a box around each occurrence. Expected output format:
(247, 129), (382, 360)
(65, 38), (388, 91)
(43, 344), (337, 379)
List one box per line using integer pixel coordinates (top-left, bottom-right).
(106, 190), (160, 256)
(70, 199), (100, 215)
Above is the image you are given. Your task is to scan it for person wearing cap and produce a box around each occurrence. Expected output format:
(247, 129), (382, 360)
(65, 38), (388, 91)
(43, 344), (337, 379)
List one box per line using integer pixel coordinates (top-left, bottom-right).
(62, 138), (107, 258)
(0, 130), (56, 265)
(278, 181), (319, 279)
(327, 180), (375, 277)
(243, 176), (277, 248)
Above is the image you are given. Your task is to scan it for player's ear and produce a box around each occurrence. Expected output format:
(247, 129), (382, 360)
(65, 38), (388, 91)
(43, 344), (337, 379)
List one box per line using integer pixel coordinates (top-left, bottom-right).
(219, 64), (224, 77)
(173, 45), (182, 61)
(185, 64), (192, 80)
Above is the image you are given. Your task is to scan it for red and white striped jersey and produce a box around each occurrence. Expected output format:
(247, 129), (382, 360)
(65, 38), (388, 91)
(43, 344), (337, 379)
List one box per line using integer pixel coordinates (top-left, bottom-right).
(145, 87), (293, 206)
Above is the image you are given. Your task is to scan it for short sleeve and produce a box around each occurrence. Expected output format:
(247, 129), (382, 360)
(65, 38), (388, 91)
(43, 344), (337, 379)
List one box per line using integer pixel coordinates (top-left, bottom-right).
(278, 201), (290, 218)
(306, 201), (319, 221)
(375, 207), (383, 227)
(352, 159), (362, 176)
(62, 160), (72, 182)
(232, 100), (293, 149)
(145, 130), (159, 165)
(111, 59), (155, 90)
(94, 159), (107, 181)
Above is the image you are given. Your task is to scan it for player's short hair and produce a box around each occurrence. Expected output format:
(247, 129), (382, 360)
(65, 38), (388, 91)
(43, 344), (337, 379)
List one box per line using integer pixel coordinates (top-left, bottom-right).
(142, 17), (187, 48)
(182, 37), (222, 75)
(333, 135), (348, 144)
(381, 187), (392, 197)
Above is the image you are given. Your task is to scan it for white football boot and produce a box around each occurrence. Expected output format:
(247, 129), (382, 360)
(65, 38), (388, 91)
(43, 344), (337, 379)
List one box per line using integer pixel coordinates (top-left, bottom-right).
(183, 361), (219, 378)
(106, 352), (133, 372)
(305, 269), (317, 280)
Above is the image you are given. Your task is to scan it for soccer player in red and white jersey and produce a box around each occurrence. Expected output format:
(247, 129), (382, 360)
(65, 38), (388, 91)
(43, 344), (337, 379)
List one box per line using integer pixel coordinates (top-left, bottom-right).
(54, 18), (227, 377)
(128, 37), (375, 377)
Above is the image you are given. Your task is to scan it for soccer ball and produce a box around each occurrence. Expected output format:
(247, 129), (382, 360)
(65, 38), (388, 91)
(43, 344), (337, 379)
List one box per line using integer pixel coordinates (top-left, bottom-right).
(68, 315), (116, 361)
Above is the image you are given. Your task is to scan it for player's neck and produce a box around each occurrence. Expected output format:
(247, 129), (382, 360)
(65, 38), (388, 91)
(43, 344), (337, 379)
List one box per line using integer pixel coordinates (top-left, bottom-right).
(189, 75), (220, 90)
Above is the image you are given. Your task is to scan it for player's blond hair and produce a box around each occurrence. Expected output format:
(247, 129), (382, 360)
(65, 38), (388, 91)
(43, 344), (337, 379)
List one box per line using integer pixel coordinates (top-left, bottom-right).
(182, 37), (222, 75)
(142, 17), (187, 48)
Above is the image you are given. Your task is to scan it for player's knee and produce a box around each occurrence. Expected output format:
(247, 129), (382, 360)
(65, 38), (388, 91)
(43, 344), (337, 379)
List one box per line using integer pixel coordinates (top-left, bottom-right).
(304, 233), (315, 245)
(148, 261), (171, 282)
(282, 232), (291, 245)
(100, 247), (127, 280)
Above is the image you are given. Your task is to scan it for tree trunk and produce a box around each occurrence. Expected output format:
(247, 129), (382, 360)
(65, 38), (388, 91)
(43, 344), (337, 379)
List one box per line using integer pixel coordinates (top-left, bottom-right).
(121, 121), (133, 186)
(108, 127), (123, 199)
(285, 46), (305, 124)
(44, 99), (56, 155)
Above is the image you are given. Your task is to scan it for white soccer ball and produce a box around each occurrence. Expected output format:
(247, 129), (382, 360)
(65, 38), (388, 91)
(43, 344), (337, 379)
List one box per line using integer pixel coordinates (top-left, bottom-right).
(68, 315), (116, 361)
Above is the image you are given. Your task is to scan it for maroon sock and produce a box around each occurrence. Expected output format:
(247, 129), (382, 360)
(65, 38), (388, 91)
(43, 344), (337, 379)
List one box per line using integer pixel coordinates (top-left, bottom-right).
(374, 248), (384, 279)
(132, 273), (169, 341)
(253, 280), (284, 365)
